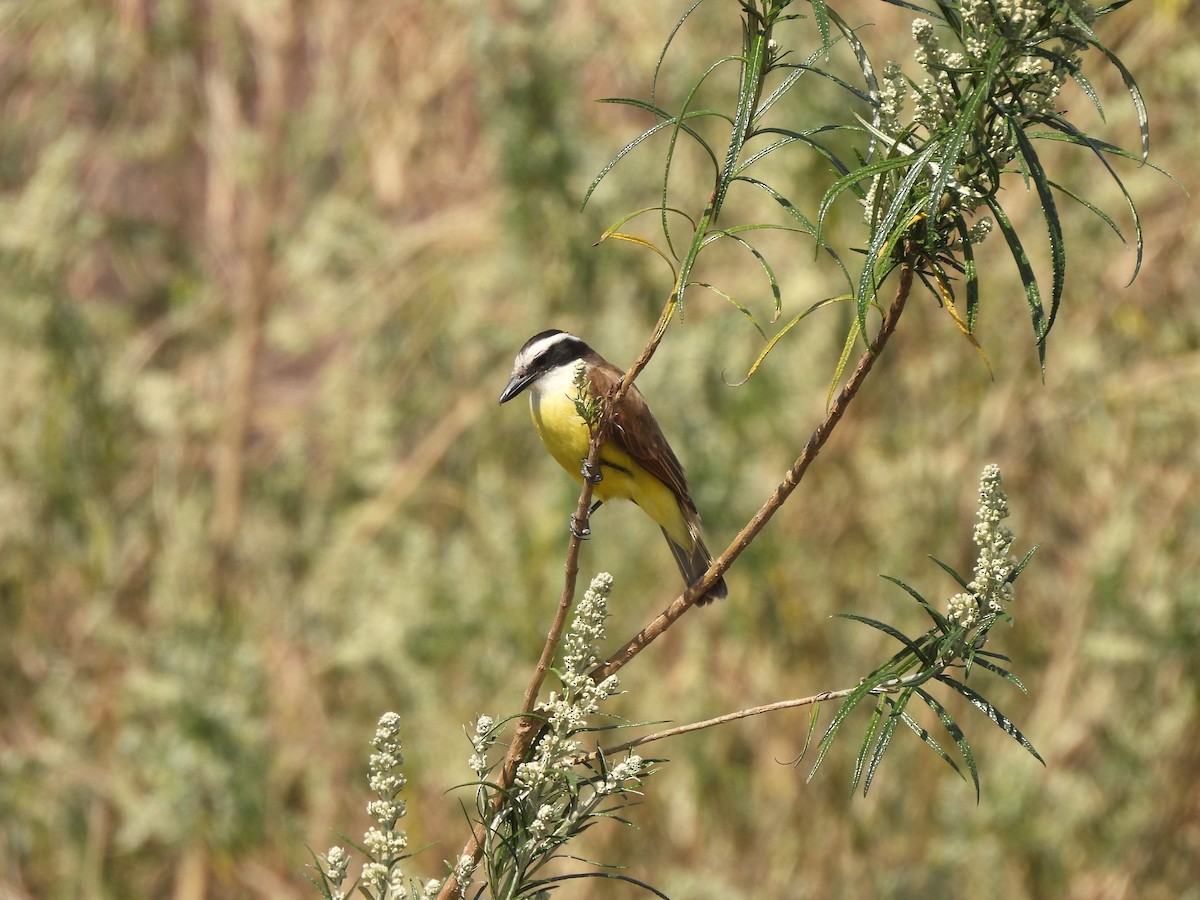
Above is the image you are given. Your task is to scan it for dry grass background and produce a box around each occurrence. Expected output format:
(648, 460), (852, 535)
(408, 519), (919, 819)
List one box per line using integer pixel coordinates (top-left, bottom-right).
(0, 1), (1196, 898)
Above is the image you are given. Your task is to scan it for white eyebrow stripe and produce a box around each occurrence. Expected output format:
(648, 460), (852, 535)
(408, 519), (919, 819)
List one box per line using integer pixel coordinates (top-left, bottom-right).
(517, 331), (580, 370)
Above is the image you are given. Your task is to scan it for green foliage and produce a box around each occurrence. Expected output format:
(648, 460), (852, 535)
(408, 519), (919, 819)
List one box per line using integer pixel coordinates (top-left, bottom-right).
(593, 0), (1150, 375)
(853, 0), (1150, 369)
(805, 467), (1042, 797)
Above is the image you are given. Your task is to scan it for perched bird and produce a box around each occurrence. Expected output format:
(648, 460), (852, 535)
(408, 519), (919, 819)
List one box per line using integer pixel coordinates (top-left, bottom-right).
(499, 329), (728, 604)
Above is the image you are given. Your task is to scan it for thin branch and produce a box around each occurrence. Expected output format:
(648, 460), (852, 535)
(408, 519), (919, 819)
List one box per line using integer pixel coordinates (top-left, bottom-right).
(568, 656), (958, 766)
(437, 440), (602, 899)
(591, 249), (915, 683)
(614, 294), (678, 407)
(568, 690), (849, 765)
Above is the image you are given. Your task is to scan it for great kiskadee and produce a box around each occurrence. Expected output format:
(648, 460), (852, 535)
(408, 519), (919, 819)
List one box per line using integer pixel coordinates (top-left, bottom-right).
(499, 329), (728, 604)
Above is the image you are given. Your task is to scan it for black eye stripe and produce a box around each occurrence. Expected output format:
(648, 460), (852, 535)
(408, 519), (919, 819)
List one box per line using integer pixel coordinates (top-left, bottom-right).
(538, 335), (589, 369)
(518, 331), (591, 373)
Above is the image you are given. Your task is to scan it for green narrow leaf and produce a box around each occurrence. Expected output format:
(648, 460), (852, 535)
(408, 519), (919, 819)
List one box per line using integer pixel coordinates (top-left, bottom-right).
(701, 230), (781, 317)
(661, 56), (745, 256)
(850, 695), (887, 793)
(925, 77), (990, 225)
(713, 12), (770, 219)
(985, 198), (1046, 371)
(929, 0), (964, 30)
(817, 146), (920, 228)
(825, 311), (860, 410)
(736, 295), (846, 383)
(836, 611), (937, 662)
(304, 848), (336, 897)
(808, 683), (875, 783)
(755, 40), (833, 118)
(1010, 544), (1039, 581)
(878, 0), (949, 17)
(738, 124), (854, 178)
(966, 654), (1029, 694)
(827, 6), (879, 101)
(737, 135), (807, 173)
(863, 690), (914, 795)
(1011, 127), (1066, 342)
(810, 0), (832, 55)
(734, 173), (853, 290)
(602, 204), (696, 232)
(651, 0), (711, 105)
(1030, 114), (1145, 284)
(734, 177), (816, 233)
(924, 253), (994, 374)
(936, 675), (1045, 765)
(855, 139), (941, 331)
(691, 282), (767, 337)
(952, 215), (981, 334)
(927, 555), (970, 590)
(755, 65), (807, 119)
(1045, 177), (1125, 243)
(916, 687), (979, 799)
(768, 63), (873, 111)
(1069, 69), (1105, 121)
(583, 102), (722, 210)
(1089, 31), (1149, 161)
(881, 573), (953, 634)
(897, 706), (962, 778)
(797, 698), (823, 764)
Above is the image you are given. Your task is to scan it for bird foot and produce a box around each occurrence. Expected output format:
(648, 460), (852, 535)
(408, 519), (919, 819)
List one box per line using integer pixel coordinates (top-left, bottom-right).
(580, 459), (603, 485)
(570, 501), (603, 540)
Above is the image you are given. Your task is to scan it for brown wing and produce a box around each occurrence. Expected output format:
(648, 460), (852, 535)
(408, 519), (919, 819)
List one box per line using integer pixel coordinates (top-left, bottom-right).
(587, 361), (695, 511)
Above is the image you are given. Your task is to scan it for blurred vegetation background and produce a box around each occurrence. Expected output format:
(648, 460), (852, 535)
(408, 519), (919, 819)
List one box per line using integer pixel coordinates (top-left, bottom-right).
(0, 1), (1195, 898)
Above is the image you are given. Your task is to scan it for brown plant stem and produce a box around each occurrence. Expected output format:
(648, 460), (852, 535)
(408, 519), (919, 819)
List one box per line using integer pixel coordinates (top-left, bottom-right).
(591, 251), (915, 683)
(436, 437), (604, 899)
(566, 689), (851, 766)
(569, 655), (950, 767)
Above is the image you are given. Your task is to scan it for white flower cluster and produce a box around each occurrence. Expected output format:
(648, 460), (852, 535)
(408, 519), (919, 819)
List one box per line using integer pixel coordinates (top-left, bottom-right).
(962, 0), (1096, 52)
(499, 573), (647, 868)
(321, 713), (446, 900)
(947, 591), (979, 629)
(452, 855), (476, 885)
(364, 826), (409, 860)
(911, 18), (959, 131)
(368, 712), (407, 805)
(515, 573), (620, 796)
(361, 713), (413, 895)
(967, 216), (993, 245)
(947, 465), (1019, 628)
(970, 464), (1017, 610)
(910, 1), (1098, 164)
(596, 753), (646, 796)
(571, 359), (601, 427)
(321, 845), (350, 898)
(878, 60), (906, 131)
(469, 713), (497, 777)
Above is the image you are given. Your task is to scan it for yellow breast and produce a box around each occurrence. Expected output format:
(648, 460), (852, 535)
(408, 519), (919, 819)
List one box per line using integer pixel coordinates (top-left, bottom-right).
(527, 375), (691, 548)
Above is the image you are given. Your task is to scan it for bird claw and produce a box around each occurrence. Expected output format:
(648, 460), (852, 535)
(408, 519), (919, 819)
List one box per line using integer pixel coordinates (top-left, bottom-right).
(570, 514), (592, 540)
(580, 459), (603, 485)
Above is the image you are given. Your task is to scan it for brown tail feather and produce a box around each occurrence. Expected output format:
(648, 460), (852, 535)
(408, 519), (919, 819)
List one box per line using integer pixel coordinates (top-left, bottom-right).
(661, 527), (728, 605)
